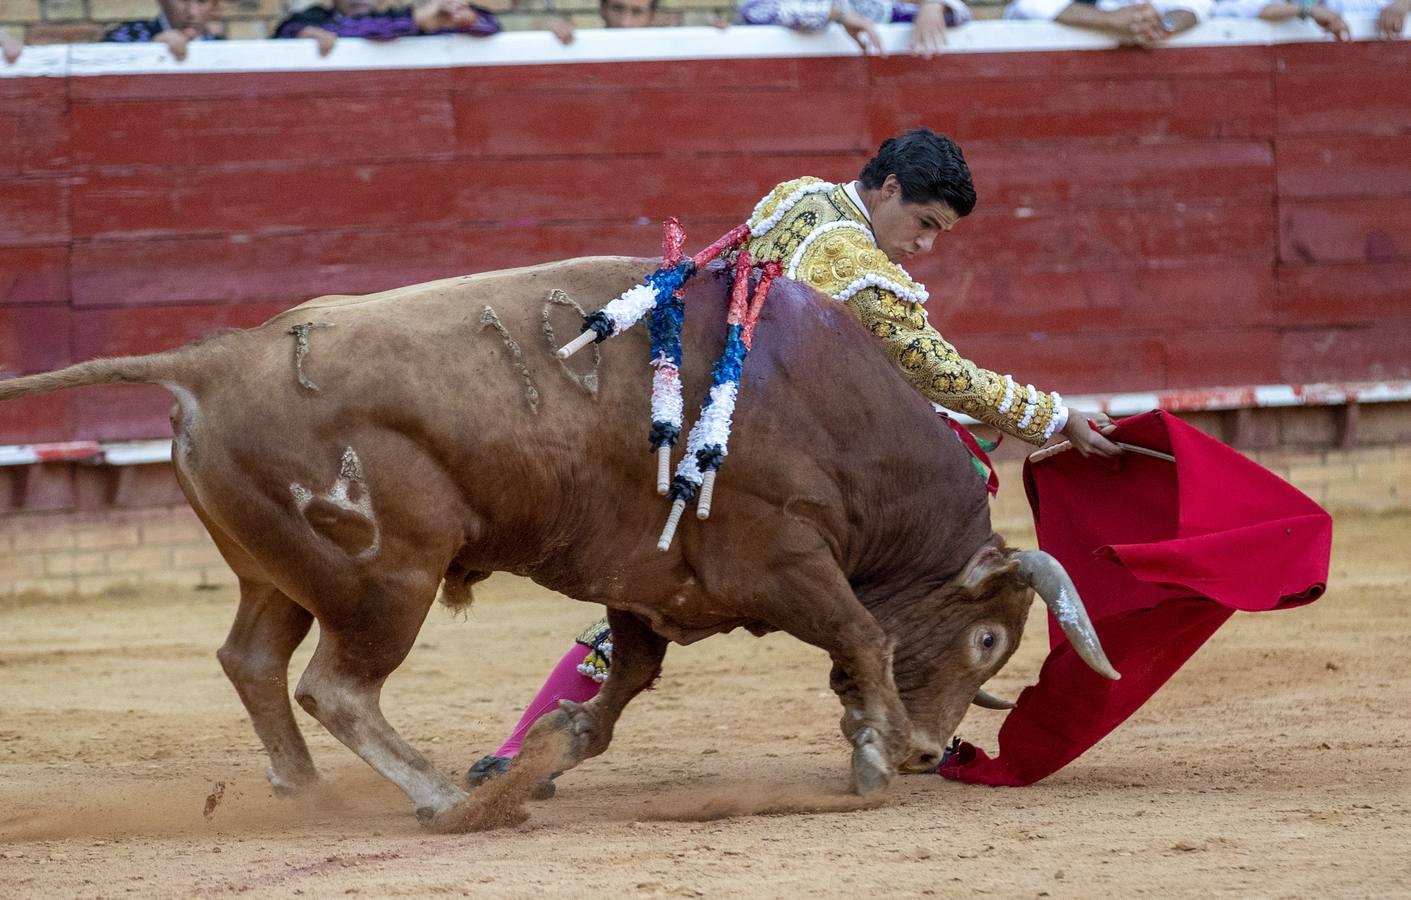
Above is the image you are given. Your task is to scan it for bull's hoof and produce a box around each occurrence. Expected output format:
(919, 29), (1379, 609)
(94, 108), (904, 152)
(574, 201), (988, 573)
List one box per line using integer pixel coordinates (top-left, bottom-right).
(465, 754), (558, 801)
(267, 767), (318, 798)
(850, 727), (894, 796)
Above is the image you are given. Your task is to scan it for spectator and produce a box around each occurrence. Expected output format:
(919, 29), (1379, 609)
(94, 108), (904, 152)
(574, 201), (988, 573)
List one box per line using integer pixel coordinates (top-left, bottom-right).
(103, 0), (224, 61)
(1004, 0), (1213, 46)
(737, 0), (972, 56)
(1, 31), (22, 65)
(542, 0), (659, 45)
(273, 0), (501, 57)
(600, 0), (657, 27)
(1379, 0), (1410, 34)
(1215, 0), (1408, 38)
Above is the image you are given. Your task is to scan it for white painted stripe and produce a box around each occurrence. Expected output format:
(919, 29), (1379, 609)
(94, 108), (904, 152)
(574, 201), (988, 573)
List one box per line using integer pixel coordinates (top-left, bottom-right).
(0, 446), (41, 466)
(1, 19), (1403, 80)
(1099, 393), (1163, 417)
(100, 439), (173, 466)
(0, 441), (102, 466)
(1253, 384), (1300, 407)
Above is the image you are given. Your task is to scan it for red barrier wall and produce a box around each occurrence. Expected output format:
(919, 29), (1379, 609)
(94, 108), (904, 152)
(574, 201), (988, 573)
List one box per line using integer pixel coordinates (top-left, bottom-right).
(2, 41), (1410, 444)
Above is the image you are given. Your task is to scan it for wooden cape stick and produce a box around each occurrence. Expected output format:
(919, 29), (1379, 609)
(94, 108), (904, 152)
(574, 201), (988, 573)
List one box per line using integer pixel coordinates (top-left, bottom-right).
(1030, 440), (1177, 464)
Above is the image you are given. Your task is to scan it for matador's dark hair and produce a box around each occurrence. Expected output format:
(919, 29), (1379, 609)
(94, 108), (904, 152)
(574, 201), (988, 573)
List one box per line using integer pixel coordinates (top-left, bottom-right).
(859, 128), (977, 217)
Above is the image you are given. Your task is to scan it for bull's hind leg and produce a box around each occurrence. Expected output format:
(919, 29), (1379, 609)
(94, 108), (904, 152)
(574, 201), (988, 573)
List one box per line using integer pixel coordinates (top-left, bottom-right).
(293, 576), (468, 823)
(432, 610), (667, 832)
(533, 609), (667, 765)
(218, 579), (318, 795)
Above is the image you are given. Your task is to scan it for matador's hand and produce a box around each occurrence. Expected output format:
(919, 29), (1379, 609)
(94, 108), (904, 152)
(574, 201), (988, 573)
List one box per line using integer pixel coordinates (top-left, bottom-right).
(1062, 410), (1123, 459)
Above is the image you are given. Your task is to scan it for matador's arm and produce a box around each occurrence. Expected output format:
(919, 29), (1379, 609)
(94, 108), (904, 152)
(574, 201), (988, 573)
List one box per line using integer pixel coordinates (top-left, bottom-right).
(845, 285), (1068, 445)
(793, 226), (1068, 445)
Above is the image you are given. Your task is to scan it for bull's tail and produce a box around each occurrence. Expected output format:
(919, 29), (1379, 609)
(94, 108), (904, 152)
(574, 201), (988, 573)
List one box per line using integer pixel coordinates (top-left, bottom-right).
(0, 348), (196, 402)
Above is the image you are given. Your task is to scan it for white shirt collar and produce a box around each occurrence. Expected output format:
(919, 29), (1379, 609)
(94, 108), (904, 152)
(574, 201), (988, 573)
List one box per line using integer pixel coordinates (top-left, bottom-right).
(843, 181), (873, 227)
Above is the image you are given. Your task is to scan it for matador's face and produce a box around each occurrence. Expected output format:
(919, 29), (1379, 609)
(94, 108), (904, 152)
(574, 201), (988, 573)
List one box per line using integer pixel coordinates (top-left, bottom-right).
(869, 175), (960, 265)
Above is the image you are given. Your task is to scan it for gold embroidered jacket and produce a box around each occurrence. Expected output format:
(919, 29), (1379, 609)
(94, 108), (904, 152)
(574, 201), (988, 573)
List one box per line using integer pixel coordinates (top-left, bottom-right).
(746, 177), (1067, 446)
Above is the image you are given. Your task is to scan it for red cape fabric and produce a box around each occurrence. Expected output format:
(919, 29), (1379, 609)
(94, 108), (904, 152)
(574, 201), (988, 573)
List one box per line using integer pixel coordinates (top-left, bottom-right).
(938, 410), (1332, 787)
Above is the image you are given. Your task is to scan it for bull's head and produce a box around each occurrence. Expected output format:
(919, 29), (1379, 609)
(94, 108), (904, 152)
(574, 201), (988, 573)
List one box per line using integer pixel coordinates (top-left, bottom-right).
(875, 544), (1118, 774)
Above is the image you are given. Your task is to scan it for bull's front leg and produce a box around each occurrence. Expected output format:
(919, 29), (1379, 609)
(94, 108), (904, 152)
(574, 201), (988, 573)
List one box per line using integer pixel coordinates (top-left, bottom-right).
(767, 559), (912, 795)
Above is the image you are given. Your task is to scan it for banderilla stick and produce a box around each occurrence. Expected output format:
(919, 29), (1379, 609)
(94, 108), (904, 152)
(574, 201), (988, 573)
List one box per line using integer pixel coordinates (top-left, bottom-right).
(657, 498), (688, 551)
(556, 330), (597, 360)
(696, 471), (718, 520)
(657, 446), (672, 496)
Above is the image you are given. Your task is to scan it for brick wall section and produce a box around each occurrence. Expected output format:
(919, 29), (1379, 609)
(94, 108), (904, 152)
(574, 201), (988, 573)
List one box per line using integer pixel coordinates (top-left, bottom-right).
(0, 504), (234, 596)
(0, 440), (1404, 597)
(0, 0), (1006, 44)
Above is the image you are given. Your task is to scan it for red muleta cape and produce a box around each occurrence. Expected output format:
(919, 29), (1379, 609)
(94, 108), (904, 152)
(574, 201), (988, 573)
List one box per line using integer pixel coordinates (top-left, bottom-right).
(939, 410), (1332, 787)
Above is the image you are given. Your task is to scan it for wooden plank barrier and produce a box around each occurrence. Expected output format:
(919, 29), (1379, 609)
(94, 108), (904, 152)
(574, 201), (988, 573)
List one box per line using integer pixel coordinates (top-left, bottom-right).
(1, 31), (1409, 444)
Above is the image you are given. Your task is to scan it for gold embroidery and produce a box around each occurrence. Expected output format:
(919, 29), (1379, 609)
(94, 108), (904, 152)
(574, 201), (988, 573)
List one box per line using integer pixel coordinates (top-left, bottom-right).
(748, 176), (828, 233)
(844, 286), (1057, 445)
(744, 180), (1061, 445)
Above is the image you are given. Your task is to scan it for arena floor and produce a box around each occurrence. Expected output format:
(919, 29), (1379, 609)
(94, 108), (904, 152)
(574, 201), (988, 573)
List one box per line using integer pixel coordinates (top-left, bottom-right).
(1, 513), (1407, 898)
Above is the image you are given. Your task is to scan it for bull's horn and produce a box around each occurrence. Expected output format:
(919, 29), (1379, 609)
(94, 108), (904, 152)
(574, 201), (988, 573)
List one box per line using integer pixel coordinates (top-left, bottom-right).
(972, 688), (1014, 710)
(1014, 550), (1121, 681)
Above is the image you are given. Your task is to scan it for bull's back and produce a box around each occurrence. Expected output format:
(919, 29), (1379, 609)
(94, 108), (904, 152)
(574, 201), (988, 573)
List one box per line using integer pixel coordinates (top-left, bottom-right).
(179, 256), (989, 590)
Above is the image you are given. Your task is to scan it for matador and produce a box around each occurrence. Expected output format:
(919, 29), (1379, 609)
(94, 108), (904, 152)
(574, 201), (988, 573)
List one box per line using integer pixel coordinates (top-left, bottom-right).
(466, 128), (1122, 794)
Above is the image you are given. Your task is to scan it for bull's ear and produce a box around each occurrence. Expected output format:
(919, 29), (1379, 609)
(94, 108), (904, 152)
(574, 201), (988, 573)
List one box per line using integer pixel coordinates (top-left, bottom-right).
(953, 544), (1021, 596)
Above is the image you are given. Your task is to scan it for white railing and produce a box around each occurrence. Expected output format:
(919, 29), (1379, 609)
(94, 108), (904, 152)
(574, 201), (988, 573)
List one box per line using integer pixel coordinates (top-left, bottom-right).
(1, 19), (1403, 79)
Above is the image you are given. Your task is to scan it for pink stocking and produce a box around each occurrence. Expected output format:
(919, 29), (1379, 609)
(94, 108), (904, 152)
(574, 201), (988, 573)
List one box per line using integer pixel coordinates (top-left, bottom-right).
(495, 642), (603, 758)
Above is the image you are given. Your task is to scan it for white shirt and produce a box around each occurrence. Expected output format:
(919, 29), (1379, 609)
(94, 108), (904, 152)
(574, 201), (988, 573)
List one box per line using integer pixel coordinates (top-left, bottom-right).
(1006, 0), (1215, 22)
(1214, 0), (1393, 15)
(844, 180), (874, 227)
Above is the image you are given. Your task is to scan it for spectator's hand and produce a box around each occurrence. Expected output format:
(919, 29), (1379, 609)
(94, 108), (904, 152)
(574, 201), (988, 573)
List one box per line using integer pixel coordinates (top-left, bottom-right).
(1, 33), (21, 65)
(415, 0), (481, 33)
(837, 9), (885, 55)
(1061, 410), (1123, 459)
(1161, 8), (1197, 33)
(299, 25), (338, 55)
(154, 29), (191, 61)
(1377, 0), (1409, 38)
(1106, 3), (1166, 46)
(1311, 4), (1350, 39)
(910, 0), (947, 57)
(544, 14), (576, 43)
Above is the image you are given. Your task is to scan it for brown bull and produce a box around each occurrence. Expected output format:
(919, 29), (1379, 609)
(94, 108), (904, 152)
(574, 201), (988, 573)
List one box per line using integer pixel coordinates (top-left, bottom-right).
(0, 257), (1116, 831)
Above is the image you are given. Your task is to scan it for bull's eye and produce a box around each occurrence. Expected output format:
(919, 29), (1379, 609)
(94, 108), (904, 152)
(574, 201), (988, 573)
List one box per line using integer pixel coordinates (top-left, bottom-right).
(981, 632), (995, 649)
